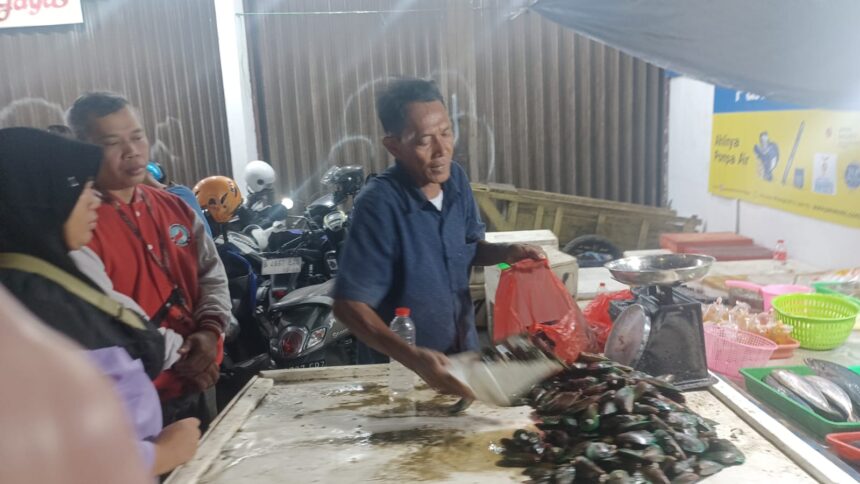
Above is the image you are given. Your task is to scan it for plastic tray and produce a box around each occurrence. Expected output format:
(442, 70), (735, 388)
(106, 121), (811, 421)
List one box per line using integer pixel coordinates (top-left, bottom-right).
(826, 431), (860, 463)
(740, 365), (860, 439)
(770, 337), (800, 360)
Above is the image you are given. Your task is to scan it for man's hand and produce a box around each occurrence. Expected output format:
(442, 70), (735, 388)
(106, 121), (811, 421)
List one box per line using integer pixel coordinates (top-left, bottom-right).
(505, 243), (546, 264)
(181, 360), (219, 393)
(174, 331), (220, 391)
(474, 241), (547, 267)
(407, 348), (476, 400)
(333, 300), (475, 399)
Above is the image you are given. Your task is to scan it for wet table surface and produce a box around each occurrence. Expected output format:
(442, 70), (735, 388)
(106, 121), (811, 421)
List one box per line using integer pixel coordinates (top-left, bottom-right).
(199, 366), (812, 484)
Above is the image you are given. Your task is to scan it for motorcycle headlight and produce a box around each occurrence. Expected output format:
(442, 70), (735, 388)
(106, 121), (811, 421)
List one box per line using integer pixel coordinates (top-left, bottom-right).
(323, 210), (347, 232)
(305, 327), (327, 351)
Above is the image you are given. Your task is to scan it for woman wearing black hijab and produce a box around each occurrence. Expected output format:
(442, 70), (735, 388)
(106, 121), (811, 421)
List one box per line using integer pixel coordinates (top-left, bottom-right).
(0, 127), (205, 475)
(0, 127), (164, 378)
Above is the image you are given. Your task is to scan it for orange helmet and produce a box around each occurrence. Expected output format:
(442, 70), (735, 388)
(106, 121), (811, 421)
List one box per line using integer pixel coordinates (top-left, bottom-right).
(193, 176), (243, 223)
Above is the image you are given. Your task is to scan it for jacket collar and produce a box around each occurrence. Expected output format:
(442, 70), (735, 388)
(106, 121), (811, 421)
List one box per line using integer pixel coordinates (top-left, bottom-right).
(386, 161), (460, 213)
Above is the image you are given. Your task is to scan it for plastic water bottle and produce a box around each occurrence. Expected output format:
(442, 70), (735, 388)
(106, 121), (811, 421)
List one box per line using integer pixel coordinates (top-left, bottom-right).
(773, 239), (788, 267)
(389, 307), (417, 396)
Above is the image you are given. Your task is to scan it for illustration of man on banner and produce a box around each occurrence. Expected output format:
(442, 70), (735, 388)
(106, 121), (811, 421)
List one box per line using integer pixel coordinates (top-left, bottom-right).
(753, 131), (780, 181)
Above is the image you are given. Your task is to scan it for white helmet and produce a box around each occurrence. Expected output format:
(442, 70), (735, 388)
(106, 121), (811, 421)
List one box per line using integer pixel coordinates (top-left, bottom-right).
(244, 160), (276, 194)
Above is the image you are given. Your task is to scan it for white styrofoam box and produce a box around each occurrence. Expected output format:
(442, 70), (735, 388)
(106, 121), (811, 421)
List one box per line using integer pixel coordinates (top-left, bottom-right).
(484, 246), (579, 304)
(484, 230), (559, 248)
(470, 230), (560, 289)
(577, 267), (630, 300)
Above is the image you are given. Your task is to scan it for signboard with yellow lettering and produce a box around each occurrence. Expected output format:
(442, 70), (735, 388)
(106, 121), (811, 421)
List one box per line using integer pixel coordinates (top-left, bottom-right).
(709, 88), (860, 228)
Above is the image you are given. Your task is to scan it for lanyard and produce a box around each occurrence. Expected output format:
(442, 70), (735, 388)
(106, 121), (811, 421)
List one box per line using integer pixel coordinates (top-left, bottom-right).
(107, 188), (193, 322)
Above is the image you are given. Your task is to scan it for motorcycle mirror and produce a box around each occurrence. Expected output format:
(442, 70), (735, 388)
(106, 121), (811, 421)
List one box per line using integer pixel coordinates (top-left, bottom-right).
(250, 228), (270, 249)
(281, 197), (295, 210)
(242, 224), (262, 236)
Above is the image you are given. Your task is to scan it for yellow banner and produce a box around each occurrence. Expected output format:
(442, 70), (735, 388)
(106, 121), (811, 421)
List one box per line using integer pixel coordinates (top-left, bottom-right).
(709, 105), (860, 228)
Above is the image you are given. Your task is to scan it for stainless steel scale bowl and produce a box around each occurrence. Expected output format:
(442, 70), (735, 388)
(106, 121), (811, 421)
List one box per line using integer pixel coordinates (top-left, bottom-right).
(605, 254), (715, 286)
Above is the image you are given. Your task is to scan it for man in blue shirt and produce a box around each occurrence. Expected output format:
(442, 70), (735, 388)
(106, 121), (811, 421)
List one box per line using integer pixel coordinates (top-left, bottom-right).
(333, 79), (543, 398)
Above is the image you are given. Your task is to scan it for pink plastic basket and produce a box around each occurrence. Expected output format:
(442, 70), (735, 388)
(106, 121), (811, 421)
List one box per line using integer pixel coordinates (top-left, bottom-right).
(703, 325), (778, 378)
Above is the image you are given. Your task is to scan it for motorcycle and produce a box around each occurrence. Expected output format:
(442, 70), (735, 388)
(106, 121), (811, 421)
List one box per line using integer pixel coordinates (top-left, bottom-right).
(214, 233), (274, 409)
(216, 165), (366, 370)
(261, 165), (365, 368)
(267, 278), (354, 368)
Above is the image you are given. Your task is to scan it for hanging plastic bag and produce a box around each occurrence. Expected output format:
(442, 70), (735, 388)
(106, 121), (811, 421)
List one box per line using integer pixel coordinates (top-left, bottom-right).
(493, 259), (594, 363)
(582, 290), (634, 348)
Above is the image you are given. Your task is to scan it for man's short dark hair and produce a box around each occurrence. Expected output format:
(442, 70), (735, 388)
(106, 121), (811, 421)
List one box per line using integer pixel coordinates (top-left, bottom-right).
(376, 78), (444, 136)
(67, 91), (130, 140)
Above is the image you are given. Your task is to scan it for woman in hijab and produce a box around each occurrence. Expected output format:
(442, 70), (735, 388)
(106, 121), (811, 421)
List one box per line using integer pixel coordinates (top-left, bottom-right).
(0, 127), (199, 476)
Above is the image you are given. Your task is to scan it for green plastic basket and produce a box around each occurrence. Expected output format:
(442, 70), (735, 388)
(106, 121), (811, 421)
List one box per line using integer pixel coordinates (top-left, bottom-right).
(741, 365), (860, 439)
(771, 293), (860, 350)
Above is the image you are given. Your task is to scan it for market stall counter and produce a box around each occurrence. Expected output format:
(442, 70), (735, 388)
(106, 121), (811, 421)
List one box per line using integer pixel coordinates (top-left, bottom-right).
(165, 365), (828, 484)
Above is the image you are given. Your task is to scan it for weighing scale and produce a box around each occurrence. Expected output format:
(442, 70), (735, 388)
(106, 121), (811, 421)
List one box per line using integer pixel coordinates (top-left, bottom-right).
(604, 254), (717, 390)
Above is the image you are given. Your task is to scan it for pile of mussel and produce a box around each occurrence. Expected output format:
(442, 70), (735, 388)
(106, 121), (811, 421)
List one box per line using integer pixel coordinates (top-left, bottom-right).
(498, 354), (745, 483)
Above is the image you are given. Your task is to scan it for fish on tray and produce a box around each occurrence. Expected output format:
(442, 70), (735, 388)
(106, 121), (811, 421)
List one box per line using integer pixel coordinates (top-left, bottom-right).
(806, 359), (860, 413)
(805, 375), (858, 422)
(763, 374), (813, 411)
(762, 361), (860, 423)
(769, 370), (844, 422)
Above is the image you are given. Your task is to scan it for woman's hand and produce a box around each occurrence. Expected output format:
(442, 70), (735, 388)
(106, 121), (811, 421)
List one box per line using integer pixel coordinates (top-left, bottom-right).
(152, 417), (201, 476)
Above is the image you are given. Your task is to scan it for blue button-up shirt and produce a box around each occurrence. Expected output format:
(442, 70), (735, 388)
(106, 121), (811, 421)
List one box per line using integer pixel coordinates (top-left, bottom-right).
(334, 161), (486, 363)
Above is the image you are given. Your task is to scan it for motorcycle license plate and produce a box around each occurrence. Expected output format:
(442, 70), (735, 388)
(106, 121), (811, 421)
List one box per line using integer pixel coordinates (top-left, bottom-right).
(292, 360), (326, 369)
(261, 257), (302, 275)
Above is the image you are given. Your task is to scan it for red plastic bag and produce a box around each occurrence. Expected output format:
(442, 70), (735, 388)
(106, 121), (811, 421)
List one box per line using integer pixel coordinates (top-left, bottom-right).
(582, 290), (634, 348)
(493, 259), (594, 363)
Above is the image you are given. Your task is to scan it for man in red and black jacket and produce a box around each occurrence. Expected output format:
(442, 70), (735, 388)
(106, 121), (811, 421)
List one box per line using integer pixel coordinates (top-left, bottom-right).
(67, 92), (230, 426)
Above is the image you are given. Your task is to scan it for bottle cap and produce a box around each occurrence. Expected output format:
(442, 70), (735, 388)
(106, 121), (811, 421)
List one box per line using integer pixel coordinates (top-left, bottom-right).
(395, 307), (411, 317)
(777, 239), (785, 243)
